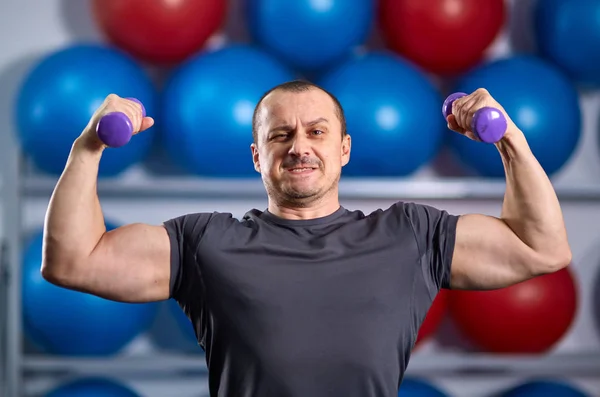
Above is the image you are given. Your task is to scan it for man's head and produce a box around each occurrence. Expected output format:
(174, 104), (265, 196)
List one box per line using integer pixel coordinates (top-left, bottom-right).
(250, 80), (351, 207)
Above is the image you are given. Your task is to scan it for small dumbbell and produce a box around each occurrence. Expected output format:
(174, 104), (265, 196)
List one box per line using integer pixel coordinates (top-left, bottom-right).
(96, 97), (146, 148)
(442, 92), (507, 143)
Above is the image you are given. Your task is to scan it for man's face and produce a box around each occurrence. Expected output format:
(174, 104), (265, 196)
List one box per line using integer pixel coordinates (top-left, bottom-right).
(251, 88), (351, 205)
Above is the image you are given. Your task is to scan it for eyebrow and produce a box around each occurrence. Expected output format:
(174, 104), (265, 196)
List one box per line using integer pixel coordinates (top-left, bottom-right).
(305, 117), (329, 127)
(269, 117), (330, 132)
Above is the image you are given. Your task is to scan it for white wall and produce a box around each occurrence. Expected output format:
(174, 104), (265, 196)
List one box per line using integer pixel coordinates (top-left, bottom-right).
(2, 0), (600, 396)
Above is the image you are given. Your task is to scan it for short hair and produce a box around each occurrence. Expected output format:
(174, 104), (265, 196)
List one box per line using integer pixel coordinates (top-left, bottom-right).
(252, 80), (347, 144)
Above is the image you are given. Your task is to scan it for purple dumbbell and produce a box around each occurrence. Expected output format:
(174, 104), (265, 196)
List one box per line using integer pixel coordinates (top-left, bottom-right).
(96, 97), (146, 148)
(442, 92), (507, 144)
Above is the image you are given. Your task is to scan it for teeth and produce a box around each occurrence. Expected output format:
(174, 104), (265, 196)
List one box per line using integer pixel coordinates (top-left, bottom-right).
(290, 168), (312, 172)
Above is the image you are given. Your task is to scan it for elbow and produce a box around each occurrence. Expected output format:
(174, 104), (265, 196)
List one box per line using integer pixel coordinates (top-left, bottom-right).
(556, 248), (573, 271)
(40, 237), (63, 285)
(532, 246), (572, 276)
(551, 242), (573, 272)
(40, 257), (69, 287)
(40, 232), (97, 290)
(40, 248), (83, 289)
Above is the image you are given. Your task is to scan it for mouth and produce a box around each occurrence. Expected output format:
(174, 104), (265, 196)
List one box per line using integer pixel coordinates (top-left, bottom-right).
(286, 167), (317, 174)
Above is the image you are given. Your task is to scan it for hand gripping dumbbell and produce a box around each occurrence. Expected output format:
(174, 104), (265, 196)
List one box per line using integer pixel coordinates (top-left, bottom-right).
(96, 97), (146, 148)
(442, 92), (507, 143)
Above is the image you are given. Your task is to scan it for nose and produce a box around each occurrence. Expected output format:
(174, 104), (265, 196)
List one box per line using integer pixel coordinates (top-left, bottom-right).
(288, 132), (311, 157)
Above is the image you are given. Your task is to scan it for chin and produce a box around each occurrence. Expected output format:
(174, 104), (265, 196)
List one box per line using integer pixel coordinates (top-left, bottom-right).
(280, 183), (324, 203)
(285, 184), (319, 198)
(286, 190), (317, 200)
(264, 179), (313, 202)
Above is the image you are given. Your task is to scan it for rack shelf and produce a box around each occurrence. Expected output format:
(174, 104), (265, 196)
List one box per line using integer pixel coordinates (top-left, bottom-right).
(406, 352), (600, 376)
(20, 175), (600, 201)
(21, 352), (600, 377)
(23, 354), (206, 377)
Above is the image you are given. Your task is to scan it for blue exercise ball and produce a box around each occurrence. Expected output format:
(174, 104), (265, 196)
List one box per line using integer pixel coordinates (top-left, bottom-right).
(46, 377), (140, 397)
(448, 55), (581, 177)
(319, 52), (445, 177)
(534, 0), (600, 87)
(16, 44), (156, 177)
(22, 224), (159, 356)
(161, 45), (295, 177)
(501, 380), (590, 397)
(399, 378), (449, 396)
(247, 0), (374, 71)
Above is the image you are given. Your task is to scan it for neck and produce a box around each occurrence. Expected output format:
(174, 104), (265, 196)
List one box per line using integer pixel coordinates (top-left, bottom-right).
(267, 195), (341, 220)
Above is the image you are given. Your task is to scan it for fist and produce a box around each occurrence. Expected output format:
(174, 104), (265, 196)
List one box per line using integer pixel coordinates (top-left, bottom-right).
(446, 88), (516, 142)
(80, 94), (154, 149)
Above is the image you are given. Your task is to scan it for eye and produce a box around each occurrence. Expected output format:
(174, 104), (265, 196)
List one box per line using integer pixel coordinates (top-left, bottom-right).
(312, 129), (324, 135)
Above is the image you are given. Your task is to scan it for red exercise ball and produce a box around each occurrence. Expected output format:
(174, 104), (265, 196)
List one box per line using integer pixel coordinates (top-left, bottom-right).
(92, 0), (227, 64)
(378, 0), (506, 75)
(448, 268), (578, 353)
(416, 289), (448, 346)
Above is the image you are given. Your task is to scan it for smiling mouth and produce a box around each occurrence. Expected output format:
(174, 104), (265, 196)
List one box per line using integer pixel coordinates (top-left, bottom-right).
(287, 167), (316, 173)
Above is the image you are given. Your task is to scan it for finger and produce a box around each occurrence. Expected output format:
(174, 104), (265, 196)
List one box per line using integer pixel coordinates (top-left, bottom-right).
(448, 114), (482, 141)
(117, 100), (142, 133)
(466, 97), (482, 133)
(128, 100), (145, 132)
(137, 117), (155, 134)
(456, 96), (477, 132)
(446, 114), (461, 132)
(449, 124), (466, 136)
(464, 130), (480, 141)
(127, 99), (145, 120)
(451, 97), (467, 130)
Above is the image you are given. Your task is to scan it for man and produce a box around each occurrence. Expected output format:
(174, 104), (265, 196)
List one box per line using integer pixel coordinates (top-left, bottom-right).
(41, 80), (571, 397)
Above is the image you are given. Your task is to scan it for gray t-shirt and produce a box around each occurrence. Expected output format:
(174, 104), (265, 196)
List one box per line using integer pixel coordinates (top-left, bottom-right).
(164, 201), (459, 397)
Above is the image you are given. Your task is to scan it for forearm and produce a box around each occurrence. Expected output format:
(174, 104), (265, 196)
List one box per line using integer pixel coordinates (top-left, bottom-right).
(42, 137), (107, 281)
(496, 129), (571, 270)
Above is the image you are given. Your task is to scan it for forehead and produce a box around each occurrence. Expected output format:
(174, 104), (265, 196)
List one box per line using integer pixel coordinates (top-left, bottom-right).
(258, 88), (337, 126)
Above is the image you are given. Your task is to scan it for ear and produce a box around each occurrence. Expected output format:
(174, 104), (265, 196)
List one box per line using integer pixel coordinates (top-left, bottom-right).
(341, 134), (351, 167)
(251, 143), (261, 173)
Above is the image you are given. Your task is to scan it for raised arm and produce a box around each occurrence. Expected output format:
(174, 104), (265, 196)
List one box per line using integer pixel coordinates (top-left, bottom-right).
(41, 94), (171, 303)
(447, 89), (572, 290)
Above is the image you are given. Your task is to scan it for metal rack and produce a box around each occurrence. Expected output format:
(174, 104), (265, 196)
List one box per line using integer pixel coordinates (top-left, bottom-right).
(19, 174), (600, 202)
(3, 143), (600, 397)
(19, 351), (600, 378)
(2, 119), (24, 397)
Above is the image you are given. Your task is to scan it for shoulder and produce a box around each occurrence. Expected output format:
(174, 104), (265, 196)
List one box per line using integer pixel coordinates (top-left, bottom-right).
(163, 211), (233, 229)
(363, 201), (432, 226)
(383, 201), (460, 227)
(368, 201), (460, 245)
(163, 211), (244, 244)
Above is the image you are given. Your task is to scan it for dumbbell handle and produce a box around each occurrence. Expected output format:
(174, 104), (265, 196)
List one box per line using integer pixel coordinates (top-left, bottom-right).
(442, 92), (507, 143)
(96, 97), (146, 148)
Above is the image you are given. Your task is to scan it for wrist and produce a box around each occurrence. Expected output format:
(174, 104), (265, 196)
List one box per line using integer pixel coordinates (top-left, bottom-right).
(73, 134), (105, 154)
(70, 136), (105, 163)
(494, 127), (531, 161)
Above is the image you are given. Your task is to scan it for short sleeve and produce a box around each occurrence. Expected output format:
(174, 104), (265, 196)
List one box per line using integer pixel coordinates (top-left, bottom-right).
(163, 212), (214, 300)
(401, 202), (460, 292)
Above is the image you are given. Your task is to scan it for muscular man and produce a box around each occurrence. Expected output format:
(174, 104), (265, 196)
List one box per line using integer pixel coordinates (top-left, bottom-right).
(41, 80), (571, 397)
